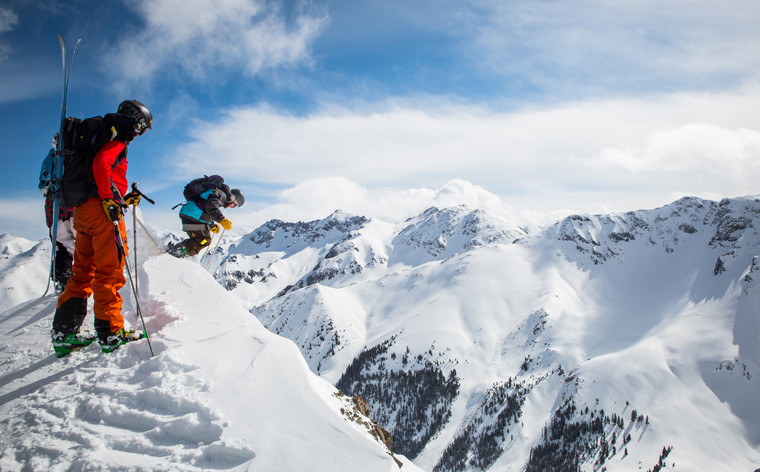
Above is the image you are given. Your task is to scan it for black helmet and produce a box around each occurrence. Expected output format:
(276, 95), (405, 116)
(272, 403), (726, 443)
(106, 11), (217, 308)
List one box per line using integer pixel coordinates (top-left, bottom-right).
(230, 189), (245, 207)
(117, 99), (153, 136)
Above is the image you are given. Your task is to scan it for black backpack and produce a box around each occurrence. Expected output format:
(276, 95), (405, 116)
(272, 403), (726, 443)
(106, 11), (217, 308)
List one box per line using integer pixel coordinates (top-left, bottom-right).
(183, 175), (225, 202)
(60, 113), (134, 207)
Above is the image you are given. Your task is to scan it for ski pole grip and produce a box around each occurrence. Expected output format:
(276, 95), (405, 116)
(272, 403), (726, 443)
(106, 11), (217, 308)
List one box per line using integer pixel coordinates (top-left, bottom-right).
(131, 182), (155, 205)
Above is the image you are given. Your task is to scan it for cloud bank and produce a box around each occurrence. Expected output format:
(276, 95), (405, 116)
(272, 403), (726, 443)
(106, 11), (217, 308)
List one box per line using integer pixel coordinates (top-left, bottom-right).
(105, 0), (327, 88)
(169, 85), (760, 217)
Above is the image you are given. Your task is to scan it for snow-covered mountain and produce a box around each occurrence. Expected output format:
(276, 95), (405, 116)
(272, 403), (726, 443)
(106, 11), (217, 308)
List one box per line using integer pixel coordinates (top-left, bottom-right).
(1, 196), (759, 471)
(215, 197), (760, 471)
(0, 235), (51, 309)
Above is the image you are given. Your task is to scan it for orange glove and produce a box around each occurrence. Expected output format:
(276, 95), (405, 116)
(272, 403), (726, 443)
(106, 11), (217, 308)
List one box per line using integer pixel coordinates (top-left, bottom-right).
(220, 218), (232, 231)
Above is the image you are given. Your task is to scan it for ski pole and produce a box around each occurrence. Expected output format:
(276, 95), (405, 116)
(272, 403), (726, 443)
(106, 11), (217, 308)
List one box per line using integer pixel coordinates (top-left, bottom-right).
(126, 182), (161, 254)
(129, 182), (155, 297)
(200, 235), (214, 266)
(130, 182), (155, 205)
(112, 219), (154, 357)
(132, 202), (137, 298)
(199, 223), (218, 267)
(204, 228), (225, 271)
(44, 202), (59, 297)
(127, 208), (165, 253)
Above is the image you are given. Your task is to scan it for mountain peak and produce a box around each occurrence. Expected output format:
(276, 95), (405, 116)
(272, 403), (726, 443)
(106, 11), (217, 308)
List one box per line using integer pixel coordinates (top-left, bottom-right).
(390, 204), (526, 265)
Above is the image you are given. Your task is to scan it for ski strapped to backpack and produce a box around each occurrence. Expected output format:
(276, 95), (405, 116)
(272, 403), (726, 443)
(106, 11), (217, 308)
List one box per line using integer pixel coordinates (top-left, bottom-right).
(44, 34), (81, 297)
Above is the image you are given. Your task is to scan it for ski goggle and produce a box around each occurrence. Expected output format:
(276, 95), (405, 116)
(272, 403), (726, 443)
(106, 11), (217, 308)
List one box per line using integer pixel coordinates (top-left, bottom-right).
(135, 119), (151, 136)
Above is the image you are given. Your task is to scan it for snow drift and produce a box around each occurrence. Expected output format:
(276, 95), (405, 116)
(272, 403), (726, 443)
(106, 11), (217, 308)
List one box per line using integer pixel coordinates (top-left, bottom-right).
(0, 253), (419, 471)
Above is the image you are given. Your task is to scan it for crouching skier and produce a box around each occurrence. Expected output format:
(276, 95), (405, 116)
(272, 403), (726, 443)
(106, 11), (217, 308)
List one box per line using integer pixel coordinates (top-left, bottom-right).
(51, 100), (152, 356)
(167, 176), (244, 258)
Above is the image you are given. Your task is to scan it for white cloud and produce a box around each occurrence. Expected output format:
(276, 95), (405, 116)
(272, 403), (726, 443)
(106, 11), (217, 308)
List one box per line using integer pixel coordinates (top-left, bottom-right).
(0, 7), (17, 34)
(169, 85), (760, 218)
(0, 197), (48, 241)
(224, 177), (520, 234)
(277, 176), (508, 222)
(0, 6), (19, 63)
(464, 0), (760, 93)
(596, 125), (760, 175)
(105, 0), (327, 87)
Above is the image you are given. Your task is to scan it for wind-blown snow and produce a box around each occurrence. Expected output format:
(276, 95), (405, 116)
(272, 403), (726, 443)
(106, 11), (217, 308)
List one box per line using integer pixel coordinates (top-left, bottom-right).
(0, 252), (419, 471)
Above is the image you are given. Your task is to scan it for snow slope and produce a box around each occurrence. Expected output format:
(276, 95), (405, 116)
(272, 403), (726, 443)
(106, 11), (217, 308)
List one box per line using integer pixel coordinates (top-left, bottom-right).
(0, 235), (51, 309)
(220, 197), (760, 471)
(1, 196), (759, 471)
(0, 252), (420, 471)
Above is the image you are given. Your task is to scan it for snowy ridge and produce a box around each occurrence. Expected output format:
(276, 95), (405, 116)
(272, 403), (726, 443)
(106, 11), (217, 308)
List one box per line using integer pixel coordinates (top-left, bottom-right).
(391, 205), (527, 265)
(1, 197), (759, 471)
(0, 255), (420, 471)
(0, 235), (50, 309)
(217, 206), (526, 309)
(232, 196), (760, 471)
(215, 210), (377, 307)
(545, 196), (760, 268)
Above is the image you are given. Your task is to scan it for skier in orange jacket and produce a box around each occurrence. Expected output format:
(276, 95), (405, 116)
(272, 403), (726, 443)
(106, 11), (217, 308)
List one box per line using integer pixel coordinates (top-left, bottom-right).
(51, 100), (152, 356)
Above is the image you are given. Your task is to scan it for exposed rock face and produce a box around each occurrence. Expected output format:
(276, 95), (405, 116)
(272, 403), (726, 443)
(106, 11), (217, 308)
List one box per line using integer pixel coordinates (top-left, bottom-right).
(334, 392), (399, 466)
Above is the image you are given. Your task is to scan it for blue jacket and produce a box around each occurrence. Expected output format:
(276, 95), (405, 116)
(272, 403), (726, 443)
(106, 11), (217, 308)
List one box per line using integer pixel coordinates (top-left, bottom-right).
(179, 185), (231, 224)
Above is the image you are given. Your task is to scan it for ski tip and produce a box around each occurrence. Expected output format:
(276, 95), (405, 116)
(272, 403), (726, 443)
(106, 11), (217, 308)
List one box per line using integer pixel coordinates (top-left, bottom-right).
(57, 34), (82, 49)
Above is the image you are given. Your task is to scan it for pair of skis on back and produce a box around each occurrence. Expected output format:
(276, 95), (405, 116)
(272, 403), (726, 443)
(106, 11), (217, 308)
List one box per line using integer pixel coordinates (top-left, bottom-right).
(44, 34), (79, 298)
(48, 35), (153, 357)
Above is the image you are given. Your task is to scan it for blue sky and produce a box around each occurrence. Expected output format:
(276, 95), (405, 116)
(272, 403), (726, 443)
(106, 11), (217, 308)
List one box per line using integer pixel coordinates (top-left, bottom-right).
(2, 0), (760, 240)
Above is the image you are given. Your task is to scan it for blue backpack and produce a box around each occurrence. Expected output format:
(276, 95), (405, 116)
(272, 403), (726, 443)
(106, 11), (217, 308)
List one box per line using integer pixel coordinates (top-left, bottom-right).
(39, 149), (55, 195)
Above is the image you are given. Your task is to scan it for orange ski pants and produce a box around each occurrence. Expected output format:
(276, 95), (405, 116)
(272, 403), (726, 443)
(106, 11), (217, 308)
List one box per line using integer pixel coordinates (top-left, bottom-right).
(57, 198), (128, 333)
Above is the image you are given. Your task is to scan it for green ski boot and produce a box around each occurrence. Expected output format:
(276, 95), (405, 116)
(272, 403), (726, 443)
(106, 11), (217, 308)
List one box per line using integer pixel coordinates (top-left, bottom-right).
(52, 331), (98, 357)
(99, 329), (147, 353)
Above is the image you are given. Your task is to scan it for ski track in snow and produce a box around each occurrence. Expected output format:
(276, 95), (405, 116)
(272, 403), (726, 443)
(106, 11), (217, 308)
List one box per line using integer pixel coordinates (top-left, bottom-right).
(0, 296), (254, 471)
